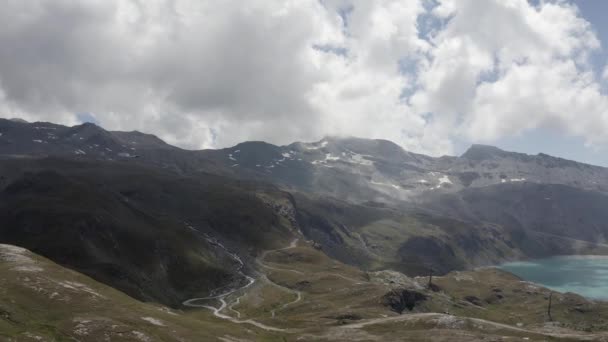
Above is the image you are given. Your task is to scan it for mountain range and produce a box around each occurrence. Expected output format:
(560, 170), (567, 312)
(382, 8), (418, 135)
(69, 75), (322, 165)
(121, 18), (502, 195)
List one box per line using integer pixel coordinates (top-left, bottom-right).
(2, 118), (608, 341)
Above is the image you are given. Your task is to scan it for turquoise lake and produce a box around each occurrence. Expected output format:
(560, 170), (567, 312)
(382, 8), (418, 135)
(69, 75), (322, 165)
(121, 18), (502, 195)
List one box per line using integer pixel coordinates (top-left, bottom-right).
(499, 256), (608, 300)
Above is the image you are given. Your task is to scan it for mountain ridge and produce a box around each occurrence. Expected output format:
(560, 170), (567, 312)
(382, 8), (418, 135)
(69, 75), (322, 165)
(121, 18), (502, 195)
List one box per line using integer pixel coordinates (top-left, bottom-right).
(5, 118), (608, 340)
(3, 117), (603, 168)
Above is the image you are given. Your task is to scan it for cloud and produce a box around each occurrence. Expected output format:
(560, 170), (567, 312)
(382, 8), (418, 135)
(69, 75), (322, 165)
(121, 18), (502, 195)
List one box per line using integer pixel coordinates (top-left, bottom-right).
(411, 0), (605, 147)
(0, 0), (606, 156)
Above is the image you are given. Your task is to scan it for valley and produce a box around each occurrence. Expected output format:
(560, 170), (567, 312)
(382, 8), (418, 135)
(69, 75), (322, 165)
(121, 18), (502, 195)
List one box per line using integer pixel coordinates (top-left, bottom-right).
(3, 119), (608, 341)
(5, 237), (608, 341)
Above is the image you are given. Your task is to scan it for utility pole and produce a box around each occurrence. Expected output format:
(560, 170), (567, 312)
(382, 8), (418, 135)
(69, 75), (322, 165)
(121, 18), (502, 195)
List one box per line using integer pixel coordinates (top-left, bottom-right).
(547, 292), (553, 322)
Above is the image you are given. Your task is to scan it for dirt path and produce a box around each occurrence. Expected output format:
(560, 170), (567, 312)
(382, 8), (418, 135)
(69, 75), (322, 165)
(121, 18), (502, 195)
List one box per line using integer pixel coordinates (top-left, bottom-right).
(182, 237), (608, 339)
(186, 297), (285, 332)
(183, 238), (304, 332)
(255, 239), (304, 318)
(339, 312), (608, 340)
(228, 296), (242, 318)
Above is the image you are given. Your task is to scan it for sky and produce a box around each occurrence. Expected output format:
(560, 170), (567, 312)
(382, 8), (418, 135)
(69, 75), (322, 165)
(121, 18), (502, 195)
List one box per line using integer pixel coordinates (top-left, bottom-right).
(2, 1), (608, 165)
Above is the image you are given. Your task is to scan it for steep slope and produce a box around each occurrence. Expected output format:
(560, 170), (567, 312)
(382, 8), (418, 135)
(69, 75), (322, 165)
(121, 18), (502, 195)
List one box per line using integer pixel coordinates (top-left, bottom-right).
(292, 193), (608, 275)
(0, 244), (279, 341)
(423, 182), (608, 253)
(4, 119), (608, 277)
(0, 156), (296, 307)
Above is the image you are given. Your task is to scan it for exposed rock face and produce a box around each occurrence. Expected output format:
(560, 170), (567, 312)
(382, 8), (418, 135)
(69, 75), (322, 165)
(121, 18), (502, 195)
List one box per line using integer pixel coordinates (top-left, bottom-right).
(461, 144), (510, 161)
(425, 182), (608, 246)
(4, 118), (608, 204)
(381, 289), (427, 314)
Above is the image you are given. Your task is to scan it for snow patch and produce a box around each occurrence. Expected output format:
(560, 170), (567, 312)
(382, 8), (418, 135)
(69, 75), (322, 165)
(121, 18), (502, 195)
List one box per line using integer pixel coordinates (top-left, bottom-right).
(32, 139), (44, 143)
(228, 153), (237, 161)
(75, 149), (86, 155)
(370, 180), (401, 190)
(349, 153), (374, 166)
(325, 153), (340, 161)
(438, 175), (452, 185)
(430, 175), (452, 190)
(510, 178), (526, 182)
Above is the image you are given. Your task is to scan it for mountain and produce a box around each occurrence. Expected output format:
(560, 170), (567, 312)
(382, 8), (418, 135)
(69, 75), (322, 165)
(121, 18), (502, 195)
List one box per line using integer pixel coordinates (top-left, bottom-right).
(0, 155), (297, 307)
(4, 118), (608, 200)
(202, 136), (608, 202)
(4, 237), (608, 340)
(4, 119), (608, 340)
(3, 119), (608, 277)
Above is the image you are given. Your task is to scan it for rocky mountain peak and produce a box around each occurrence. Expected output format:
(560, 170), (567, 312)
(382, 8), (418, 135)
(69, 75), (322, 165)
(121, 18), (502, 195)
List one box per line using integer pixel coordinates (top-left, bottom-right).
(461, 144), (507, 161)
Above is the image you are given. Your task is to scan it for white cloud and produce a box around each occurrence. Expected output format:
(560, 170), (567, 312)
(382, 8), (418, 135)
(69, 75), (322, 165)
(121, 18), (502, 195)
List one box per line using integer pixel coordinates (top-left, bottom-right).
(411, 0), (605, 148)
(0, 0), (606, 156)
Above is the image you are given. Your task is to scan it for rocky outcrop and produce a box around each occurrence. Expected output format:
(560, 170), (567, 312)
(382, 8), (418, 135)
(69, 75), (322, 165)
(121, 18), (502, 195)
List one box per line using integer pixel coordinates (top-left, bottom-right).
(381, 289), (427, 314)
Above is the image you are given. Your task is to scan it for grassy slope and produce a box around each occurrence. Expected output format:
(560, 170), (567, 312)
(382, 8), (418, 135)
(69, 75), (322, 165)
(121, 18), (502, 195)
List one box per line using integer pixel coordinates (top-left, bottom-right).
(0, 244), (284, 341)
(4, 240), (608, 341)
(212, 240), (608, 341)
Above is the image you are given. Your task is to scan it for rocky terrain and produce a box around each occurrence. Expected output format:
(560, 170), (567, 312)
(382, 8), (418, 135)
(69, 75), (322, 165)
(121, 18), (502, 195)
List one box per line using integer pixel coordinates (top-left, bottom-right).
(3, 240), (608, 341)
(4, 118), (608, 202)
(3, 118), (608, 341)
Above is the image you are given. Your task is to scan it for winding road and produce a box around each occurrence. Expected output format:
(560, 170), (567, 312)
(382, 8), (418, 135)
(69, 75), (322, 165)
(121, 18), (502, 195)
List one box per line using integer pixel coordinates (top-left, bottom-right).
(182, 238), (303, 332)
(337, 312), (608, 340)
(182, 237), (608, 339)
